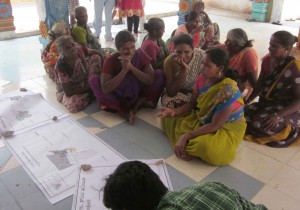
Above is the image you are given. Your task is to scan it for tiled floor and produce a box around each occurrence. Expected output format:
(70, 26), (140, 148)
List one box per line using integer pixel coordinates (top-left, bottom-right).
(1, 7), (300, 210)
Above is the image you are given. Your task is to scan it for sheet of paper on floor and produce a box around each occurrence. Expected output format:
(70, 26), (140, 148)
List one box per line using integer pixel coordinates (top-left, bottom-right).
(72, 159), (173, 210)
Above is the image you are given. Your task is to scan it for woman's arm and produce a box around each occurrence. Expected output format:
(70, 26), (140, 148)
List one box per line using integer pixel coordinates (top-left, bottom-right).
(101, 69), (128, 94)
(189, 103), (234, 137)
(129, 63), (154, 85)
(164, 56), (188, 97)
(246, 71), (258, 89)
(246, 72), (264, 103)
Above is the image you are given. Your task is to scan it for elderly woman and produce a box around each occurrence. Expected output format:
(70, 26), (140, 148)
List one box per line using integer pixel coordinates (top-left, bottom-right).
(41, 21), (70, 83)
(158, 48), (246, 166)
(244, 31), (300, 147)
(88, 30), (165, 124)
(55, 35), (102, 113)
(161, 33), (204, 108)
(217, 28), (258, 94)
(141, 18), (169, 70)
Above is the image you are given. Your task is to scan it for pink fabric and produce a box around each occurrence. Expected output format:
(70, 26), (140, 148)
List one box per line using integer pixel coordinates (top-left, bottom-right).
(141, 39), (160, 61)
(175, 24), (200, 48)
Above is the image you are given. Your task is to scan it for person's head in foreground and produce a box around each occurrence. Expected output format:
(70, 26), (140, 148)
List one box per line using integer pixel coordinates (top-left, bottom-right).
(115, 30), (136, 56)
(103, 161), (268, 210)
(103, 161), (168, 210)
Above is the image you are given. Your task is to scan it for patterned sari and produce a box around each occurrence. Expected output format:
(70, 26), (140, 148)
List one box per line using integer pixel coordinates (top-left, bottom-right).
(161, 48), (204, 108)
(162, 77), (246, 166)
(245, 56), (300, 147)
(41, 41), (59, 83)
(56, 46), (102, 113)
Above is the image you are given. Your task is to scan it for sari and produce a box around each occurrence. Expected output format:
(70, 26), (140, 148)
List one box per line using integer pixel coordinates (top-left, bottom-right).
(162, 77), (246, 166)
(56, 46), (102, 113)
(245, 55), (300, 147)
(161, 48), (204, 108)
(88, 49), (165, 115)
(41, 40), (59, 83)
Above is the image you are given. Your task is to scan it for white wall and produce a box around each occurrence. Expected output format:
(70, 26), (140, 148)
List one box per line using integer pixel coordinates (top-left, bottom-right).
(204, 0), (252, 14)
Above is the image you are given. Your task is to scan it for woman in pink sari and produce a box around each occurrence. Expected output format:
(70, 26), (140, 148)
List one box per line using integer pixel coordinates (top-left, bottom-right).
(89, 30), (164, 124)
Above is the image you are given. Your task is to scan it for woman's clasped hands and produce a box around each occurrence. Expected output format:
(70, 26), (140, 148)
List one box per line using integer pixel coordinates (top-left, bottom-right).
(118, 55), (133, 71)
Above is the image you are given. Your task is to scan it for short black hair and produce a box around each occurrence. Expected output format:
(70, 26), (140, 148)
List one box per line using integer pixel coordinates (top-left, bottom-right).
(173, 33), (194, 49)
(103, 161), (168, 210)
(115, 30), (136, 50)
(184, 11), (200, 22)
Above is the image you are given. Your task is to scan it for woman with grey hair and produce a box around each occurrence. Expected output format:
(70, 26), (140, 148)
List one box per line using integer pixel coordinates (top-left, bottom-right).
(217, 28), (258, 96)
(41, 21), (70, 83)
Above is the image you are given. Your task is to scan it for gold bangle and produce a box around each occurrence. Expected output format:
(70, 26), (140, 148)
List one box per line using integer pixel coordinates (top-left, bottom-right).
(274, 112), (281, 120)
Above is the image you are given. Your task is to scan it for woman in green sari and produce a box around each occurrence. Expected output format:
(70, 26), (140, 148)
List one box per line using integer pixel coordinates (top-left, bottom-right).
(158, 48), (246, 166)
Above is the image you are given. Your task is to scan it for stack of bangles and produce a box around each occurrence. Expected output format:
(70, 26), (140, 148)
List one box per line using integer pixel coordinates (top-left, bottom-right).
(274, 112), (281, 120)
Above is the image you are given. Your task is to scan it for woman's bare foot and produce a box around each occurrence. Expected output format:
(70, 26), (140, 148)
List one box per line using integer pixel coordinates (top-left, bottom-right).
(128, 111), (135, 125)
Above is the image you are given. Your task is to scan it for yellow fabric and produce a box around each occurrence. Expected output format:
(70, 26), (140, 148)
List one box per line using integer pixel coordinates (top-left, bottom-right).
(72, 26), (87, 45)
(162, 78), (246, 166)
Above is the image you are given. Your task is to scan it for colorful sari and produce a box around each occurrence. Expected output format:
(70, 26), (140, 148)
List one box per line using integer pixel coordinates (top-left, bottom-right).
(88, 49), (165, 115)
(245, 56), (300, 147)
(41, 41), (59, 83)
(56, 46), (102, 113)
(162, 77), (246, 166)
(161, 48), (204, 108)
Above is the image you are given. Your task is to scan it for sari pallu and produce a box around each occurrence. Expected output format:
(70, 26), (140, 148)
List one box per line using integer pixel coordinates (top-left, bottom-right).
(245, 56), (300, 147)
(162, 78), (246, 166)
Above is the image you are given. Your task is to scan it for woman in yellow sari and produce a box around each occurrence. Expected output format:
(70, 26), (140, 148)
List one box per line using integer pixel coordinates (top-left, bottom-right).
(158, 48), (246, 166)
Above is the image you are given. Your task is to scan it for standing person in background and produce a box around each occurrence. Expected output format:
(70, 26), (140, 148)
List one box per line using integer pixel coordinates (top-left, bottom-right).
(118, 0), (144, 36)
(93, 0), (115, 41)
(68, 0), (79, 27)
(138, 0), (146, 33)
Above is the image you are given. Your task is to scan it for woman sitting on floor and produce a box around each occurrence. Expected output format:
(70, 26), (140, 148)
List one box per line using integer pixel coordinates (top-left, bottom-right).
(88, 30), (165, 124)
(161, 33), (204, 108)
(41, 21), (70, 83)
(170, 11), (203, 51)
(244, 31), (300, 147)
(55, 35), (102, 113)
(216, 28), (258, 96)
(192, 0), (220, 49)
(141, 17), (169, 70)
(158, 48), (246, 166)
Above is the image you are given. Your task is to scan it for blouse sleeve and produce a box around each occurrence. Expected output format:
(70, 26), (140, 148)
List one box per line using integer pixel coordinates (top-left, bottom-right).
(243, 48), (258, 73)
(72, 26), (87, 45)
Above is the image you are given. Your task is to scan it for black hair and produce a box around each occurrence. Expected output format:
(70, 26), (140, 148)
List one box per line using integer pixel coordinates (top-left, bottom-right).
(144, 18), (164, 35)
(272, 30), (298, 49)
(184, 11), (200, 23)
(193, 1), (205, 9)
(74, 6), (87, 19)
(205, 48), (242, 88)
(115, 30), (136, 50)
(103, 161), (168, 210)
(173, 33), (194, 49)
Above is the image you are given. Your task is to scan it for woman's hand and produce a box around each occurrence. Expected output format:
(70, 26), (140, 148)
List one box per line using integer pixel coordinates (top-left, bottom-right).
(173, 56), (189, 73)
(263, 113), (281, 131)
(175, 133), (193, 160)
(118, 55), (132, 71)
(190, 25), (203, 35)
(156, 107), (176, 119)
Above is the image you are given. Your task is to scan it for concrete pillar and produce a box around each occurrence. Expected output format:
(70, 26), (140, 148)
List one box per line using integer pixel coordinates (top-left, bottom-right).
(0, 0), (16, 32)
(269, 0), (284, 23)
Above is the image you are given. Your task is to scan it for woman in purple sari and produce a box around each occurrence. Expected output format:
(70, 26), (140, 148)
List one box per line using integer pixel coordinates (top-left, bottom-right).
(89, 30), (165, 124)
(245, 31), (300, 147)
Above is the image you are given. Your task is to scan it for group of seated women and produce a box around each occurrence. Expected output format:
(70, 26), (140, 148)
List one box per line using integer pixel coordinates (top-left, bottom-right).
(41, 8), (300, 166)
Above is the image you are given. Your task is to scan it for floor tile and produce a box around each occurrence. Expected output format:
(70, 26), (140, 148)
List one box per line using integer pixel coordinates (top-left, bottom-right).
(69, 111), (88, 120)
(230, 146), (283, 183)
(82, 101), (100, 115)
(268, 165), (300, 202)
(86, 127), (107, 134)
(0, 156), (21, 175)
(0, 147), (12, 170)
(202, 165), (265, 200)
(96, 129), (134, 151)
(91, 111), (125, 128)
(17, 190), (73, 210)
(166, 163), (197, 191)
(118, 143), (156, 160)
(32, 76), (54, 88)
(135, 108), (162, 129)
(287, 149), (300, 171)
(76, 115), (106, 129)
(0, 140), (5, 148)
(0, 167), (40, 200)
(251, 185), (300, 210)
(246, 141), (300, 163)
(0, 180), (21, 210)
(165, 155), (217, 182)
